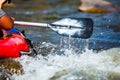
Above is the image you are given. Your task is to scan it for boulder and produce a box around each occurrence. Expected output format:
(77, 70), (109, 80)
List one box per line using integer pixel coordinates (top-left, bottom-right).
(79, 0), (119, 13)
(0, 67), (12, 80)
(0, 58), (24, 75)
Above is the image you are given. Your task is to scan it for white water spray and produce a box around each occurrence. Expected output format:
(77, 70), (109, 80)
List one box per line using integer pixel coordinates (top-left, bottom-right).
(12, 47), (120, 80)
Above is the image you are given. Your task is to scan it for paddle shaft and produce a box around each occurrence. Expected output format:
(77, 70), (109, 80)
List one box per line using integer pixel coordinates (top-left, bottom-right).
(14, 21), (49, 28)
(14, 21), (85, 29)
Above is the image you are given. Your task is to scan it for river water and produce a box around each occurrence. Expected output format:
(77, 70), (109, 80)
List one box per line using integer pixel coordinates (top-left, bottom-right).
(5, 0), (120, 80)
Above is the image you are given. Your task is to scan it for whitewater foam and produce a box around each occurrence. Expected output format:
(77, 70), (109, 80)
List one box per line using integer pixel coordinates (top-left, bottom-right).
(12, 48), (120, 80)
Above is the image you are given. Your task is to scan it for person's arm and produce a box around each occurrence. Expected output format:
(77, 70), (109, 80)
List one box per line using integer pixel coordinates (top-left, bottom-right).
(0, 0), (13, 30)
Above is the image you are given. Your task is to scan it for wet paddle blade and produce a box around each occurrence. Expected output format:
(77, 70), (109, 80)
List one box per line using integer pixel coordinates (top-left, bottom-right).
(49, 18), (93, 39)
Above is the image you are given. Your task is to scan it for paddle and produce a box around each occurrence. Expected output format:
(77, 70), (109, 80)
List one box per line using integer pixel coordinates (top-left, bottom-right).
(14, 18), (93, 39)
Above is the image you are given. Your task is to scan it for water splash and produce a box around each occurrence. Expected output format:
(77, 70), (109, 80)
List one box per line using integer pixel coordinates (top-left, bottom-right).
(12, 47), (120, 80)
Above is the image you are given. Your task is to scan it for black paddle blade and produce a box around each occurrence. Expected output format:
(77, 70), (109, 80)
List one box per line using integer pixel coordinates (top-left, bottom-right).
(50, 18), (93, 39)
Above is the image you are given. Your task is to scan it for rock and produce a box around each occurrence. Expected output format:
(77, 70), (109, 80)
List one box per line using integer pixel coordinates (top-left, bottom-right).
(79, 0), (119, 13)
(0, 67), (12, 80)
(0, 58), (24, 75)
(3, 3), (15, 8)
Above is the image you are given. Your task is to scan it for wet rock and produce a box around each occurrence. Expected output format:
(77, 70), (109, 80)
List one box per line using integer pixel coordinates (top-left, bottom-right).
(50, 69), (120, 80)
(0, 58), (24, 75)
(109, 72), (120, 80)
(49, 69), (74, 80)
(79, 0), (119, 13)
(3, 3), (15, 8)
(0, 67), (12, 80)
(50, 69), (109, 80)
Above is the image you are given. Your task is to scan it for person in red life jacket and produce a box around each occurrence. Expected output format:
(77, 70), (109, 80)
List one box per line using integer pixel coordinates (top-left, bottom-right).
(0, 0), (14, 38)
(0, 0), (37, 58)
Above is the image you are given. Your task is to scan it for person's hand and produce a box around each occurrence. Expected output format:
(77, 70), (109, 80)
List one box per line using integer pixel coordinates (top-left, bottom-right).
(0, 0), (7, 8)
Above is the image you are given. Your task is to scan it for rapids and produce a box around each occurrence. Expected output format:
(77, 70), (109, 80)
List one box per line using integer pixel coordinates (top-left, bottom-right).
(3, 0), (120, 80)
(12, 45), (120, 80)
